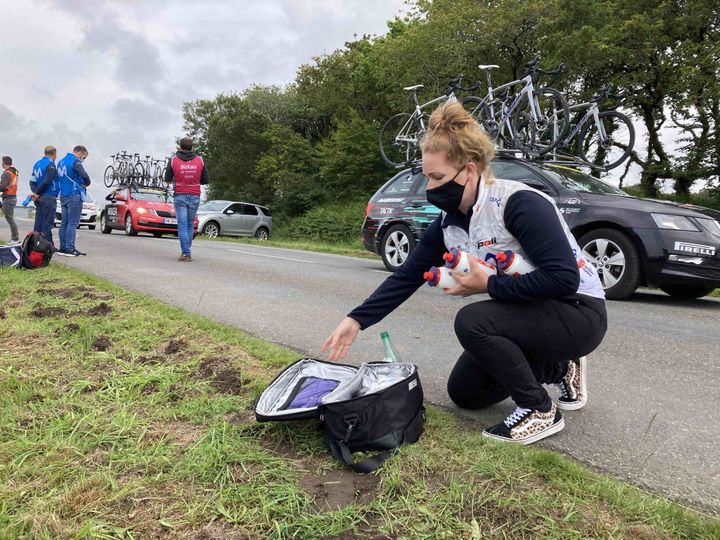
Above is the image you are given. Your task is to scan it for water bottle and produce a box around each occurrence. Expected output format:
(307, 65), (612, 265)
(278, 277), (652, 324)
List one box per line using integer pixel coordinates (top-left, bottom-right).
(21, 195), (33, 207)
(495, 250), (535, 276)
(423, 266), (457, 288)
(380, 331), (401, 363)
(443, 247), (497, 276)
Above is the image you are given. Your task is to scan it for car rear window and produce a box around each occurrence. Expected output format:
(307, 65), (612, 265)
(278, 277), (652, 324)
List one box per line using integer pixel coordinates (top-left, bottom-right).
(491, 161), (543, 181)
(383, 172), (416, 194)
(259, 207), (271, 216)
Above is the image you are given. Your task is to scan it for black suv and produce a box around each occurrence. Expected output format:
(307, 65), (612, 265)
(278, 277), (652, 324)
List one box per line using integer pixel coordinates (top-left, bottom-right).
(362, 157), (720, 299)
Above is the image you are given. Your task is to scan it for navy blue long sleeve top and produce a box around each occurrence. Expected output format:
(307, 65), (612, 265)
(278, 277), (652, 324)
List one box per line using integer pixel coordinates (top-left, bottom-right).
(348, 190), (580, 330)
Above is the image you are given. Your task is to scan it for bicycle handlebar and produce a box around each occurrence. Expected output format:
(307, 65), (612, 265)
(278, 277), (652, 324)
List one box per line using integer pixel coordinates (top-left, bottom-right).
(447, 73), (480, 93)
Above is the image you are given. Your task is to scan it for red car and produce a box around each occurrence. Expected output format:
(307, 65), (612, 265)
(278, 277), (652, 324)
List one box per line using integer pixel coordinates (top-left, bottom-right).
(99, 186), (198, 237)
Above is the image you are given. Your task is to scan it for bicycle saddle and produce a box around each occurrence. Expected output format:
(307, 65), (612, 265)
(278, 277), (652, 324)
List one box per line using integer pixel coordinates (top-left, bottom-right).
(478, 64), (499, 70)
(403, 84), (424, 91)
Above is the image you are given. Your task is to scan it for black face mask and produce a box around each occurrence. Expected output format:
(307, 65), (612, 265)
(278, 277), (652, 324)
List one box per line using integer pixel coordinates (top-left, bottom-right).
(426, 168), (466, 214)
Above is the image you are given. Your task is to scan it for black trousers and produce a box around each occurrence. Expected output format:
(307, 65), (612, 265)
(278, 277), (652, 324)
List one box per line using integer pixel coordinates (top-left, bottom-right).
(448, 294), (607, 412)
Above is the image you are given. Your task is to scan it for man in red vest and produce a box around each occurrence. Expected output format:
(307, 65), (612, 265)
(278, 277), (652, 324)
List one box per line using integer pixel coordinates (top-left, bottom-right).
(164, 137), (209, 261)
(1, 156), (20, 245)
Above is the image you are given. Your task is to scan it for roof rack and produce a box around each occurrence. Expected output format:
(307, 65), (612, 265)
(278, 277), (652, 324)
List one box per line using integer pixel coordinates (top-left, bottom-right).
(400, 148), (607, 172)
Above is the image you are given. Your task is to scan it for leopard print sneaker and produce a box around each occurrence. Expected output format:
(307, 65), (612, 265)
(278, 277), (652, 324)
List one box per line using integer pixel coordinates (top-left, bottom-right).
(482, 403), (564, 445)
(556, 357), (587, 411)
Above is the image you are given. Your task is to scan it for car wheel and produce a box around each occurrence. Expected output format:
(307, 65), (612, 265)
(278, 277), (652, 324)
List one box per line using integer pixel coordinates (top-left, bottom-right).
(579, 228), (641, 300)
(89, 225), (96, 230)
(255, 227), (269, 240)
(202, 221), (220, 238)
(100, 212), (112, 234)
(124, 213), (137, 236)
(659, 284), (716, 299)
(381, 224), (415, 272)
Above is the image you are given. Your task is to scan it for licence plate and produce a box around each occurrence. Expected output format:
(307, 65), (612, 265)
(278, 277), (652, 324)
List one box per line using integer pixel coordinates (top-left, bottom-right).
(164, 218), (177, 225)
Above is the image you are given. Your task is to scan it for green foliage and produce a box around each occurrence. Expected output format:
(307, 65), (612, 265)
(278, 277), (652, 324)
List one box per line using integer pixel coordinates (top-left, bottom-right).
(317, 109), (393, 200)
(285, 199), (368, 243)
(180, 0), (720, 218)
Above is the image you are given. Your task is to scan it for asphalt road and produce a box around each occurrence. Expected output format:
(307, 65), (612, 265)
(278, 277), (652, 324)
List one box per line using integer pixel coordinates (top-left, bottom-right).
(3, 214), (719, 514)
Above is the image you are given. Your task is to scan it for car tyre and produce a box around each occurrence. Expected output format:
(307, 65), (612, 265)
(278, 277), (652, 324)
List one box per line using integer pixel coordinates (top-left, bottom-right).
(579, 228), (641, 300)
(381, 224), (415, 272)
(100, 212), (112, 234)
(659, 284), (716, 299)
(202, 221), (220, 238)
(89, 225), (96, 230)
(124, 213), (137, 236)
(255, 227), (270, 240)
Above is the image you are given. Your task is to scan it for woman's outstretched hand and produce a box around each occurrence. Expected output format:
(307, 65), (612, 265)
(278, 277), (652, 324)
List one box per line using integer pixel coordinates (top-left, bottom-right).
(322, 317), (361, 361)
(444, 256), (491, 297)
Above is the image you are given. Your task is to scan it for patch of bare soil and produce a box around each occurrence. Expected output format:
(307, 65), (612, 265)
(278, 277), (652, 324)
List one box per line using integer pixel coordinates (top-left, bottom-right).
(300, 469), (381, 510)
(66, 323), (80, 332)
(198, 357), (246, 394)
(30, 305), (69, 318)
(182, 523), (251, 540)
(0, 307), (6, 319)
(137, 354), (163, 365)
(84, 302), (111, 316)
(92, 335), (112, 351)
(51, 286), (97, 298)
(164, 338), (187, 355)
(162, 420), (206, 446)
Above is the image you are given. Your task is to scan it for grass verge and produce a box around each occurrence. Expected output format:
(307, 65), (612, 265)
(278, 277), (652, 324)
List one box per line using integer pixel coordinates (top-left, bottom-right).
(0, 265), (718, 539)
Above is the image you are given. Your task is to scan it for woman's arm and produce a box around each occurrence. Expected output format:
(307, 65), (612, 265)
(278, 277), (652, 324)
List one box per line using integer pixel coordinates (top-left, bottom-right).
(488, 190), (579, 301)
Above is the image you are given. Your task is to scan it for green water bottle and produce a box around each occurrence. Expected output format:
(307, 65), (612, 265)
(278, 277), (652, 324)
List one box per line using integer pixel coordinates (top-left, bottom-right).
(380, 331), (401, 363)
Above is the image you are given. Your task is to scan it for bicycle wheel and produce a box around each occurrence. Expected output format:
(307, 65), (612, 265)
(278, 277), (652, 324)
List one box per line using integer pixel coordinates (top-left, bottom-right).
(103, 166), (115, 188)
(461, 97), (501, 141)
(577, 110), (635, 171)
(511, 87), (569, 155)
(134, 163), (146, 187)
(379, 113), (423, 167)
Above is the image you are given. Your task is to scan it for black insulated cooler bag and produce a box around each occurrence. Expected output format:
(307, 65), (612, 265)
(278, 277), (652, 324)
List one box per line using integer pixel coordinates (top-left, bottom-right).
(254, 358), (425, 473)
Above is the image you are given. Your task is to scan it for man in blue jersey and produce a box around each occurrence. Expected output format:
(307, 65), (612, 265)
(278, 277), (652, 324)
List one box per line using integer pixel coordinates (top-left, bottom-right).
(57, 145), (91, 257)
(30, 146), (59, 249)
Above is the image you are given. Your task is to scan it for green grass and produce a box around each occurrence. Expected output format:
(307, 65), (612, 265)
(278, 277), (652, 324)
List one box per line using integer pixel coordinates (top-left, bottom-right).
(0, 266), (718, 539)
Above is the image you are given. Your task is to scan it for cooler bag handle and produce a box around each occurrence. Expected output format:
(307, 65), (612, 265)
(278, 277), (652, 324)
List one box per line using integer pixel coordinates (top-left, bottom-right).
(327, 406), (425, 474)
(327, 438), (395, 474)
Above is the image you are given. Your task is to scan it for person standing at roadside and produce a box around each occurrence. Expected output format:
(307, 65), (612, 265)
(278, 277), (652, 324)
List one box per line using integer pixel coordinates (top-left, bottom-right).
(57, 145), (91, 257)
(1, 156), (20, 245)
(164, 137), (209, 262)
(30, 146), (59, 248)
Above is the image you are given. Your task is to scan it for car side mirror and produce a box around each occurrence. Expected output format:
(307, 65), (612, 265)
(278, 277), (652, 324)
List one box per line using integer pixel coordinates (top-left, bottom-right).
(225, 210), (235, 215)
(115, 195), (125, 202)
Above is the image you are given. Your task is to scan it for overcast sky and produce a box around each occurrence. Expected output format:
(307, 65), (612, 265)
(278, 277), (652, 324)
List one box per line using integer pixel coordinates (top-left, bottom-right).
(1, 0), (407, 201)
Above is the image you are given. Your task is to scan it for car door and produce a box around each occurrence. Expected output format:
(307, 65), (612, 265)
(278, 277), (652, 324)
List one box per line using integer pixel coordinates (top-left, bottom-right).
(104, 188), (125, 227)
(410, 173), (442, 237)
(220, 203), (245, 234)
(239, 204), (260, 234)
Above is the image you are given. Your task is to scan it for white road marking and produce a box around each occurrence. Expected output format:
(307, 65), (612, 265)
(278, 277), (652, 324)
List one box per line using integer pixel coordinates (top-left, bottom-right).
(371, 269), (391, 274)
(229, 248), (317, 264)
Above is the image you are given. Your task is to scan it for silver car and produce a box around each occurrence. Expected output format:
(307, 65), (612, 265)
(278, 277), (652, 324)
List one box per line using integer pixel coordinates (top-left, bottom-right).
(197, 200), (273, 239)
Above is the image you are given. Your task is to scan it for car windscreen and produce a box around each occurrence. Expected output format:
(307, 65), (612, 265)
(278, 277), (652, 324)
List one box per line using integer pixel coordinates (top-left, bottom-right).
(132, 191), (170, 203)
(199, 201), (227, 212)
(542, 165), (628, 196)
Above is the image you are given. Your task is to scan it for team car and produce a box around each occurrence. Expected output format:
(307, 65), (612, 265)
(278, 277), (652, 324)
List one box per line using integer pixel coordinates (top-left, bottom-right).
(99, 186), (198, 237)
(362, 156), (720, 299)
(53, 194), (99, 229)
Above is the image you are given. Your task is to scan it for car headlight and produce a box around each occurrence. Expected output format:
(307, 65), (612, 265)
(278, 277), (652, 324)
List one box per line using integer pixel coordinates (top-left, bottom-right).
(651, 213), (699, 231)
(696, 218), (720, 238)
(136, 208), (157, 215)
